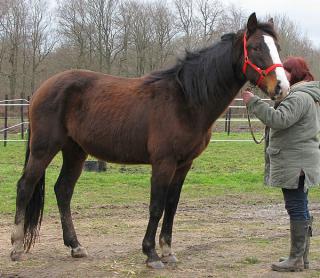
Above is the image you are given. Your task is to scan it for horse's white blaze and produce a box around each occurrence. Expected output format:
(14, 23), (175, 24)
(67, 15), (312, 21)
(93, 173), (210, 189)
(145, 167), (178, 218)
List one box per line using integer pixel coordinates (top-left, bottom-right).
(263, 35), (290, 94)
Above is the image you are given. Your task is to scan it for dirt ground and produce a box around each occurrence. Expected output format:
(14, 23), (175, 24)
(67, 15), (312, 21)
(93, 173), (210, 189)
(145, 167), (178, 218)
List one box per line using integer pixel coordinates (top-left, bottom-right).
(1, 196), (320, 278)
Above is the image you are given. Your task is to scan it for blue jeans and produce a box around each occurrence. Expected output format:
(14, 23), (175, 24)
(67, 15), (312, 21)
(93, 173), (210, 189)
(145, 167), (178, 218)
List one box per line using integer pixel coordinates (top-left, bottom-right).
(282, 175), (310, 221)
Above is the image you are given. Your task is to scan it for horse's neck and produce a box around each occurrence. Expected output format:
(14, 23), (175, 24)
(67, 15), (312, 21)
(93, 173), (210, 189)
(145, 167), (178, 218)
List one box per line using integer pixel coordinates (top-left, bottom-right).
(186, 37), (245, 131)
(205, 83), (244, 130)
(195, 72), (245, 131)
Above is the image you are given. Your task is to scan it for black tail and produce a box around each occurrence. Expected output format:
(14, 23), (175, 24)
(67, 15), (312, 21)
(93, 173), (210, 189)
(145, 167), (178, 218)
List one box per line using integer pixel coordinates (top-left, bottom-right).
(22, 127), (46, 252)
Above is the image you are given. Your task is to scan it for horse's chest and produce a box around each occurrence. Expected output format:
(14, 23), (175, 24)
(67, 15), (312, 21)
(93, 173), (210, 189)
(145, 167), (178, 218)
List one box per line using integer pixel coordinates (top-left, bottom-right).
(174, 133), (211, 162)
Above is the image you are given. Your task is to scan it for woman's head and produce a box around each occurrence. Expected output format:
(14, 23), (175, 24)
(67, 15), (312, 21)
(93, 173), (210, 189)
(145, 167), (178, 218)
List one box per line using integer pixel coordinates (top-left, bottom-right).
(283, 56), (314, 86)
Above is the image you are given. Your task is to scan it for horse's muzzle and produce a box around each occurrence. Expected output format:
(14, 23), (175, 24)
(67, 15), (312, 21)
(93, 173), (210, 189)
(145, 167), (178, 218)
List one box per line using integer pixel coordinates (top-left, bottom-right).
(272, 80), (289, 101)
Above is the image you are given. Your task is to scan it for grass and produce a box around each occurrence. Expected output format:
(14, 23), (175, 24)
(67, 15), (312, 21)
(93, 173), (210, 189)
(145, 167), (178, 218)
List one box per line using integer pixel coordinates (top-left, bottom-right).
(0, 132), (319, 215)
(242, 257), (260, 264)
(2, 133), (320, 278)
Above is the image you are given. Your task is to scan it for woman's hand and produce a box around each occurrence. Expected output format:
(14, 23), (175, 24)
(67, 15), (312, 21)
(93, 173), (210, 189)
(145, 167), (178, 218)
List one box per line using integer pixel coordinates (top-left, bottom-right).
(242, 90), (254, 105)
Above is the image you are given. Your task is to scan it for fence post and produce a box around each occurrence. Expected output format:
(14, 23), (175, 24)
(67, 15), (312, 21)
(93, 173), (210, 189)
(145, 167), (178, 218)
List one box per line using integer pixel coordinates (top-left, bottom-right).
(4, 94), (8, 146)
(21, 93), (24, 139)
(227, 108), (232, 135)
(224, 110), (228, 133)
(27, 96), (30, 137)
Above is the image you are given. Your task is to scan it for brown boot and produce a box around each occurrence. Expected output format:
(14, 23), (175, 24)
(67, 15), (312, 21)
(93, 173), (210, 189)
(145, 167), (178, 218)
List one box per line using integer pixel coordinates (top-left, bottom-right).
(272, 220), (308, 272)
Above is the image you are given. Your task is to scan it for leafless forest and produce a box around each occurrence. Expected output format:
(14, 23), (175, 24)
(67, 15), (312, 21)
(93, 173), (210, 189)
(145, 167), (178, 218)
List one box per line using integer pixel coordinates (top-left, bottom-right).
(0, 0), (319, 100)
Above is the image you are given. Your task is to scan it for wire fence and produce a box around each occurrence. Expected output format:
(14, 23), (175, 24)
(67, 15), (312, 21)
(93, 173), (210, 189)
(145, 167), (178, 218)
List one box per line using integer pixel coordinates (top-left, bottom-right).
(0, 97), (272, 146)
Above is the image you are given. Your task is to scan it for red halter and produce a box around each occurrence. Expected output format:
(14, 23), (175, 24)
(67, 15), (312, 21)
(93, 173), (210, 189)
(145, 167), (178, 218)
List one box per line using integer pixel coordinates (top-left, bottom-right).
(242, 32), (283, 86)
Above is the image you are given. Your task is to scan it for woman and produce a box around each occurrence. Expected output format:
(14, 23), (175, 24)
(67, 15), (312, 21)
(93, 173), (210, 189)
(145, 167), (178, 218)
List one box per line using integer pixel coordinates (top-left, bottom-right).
(242, 56), (320, 272)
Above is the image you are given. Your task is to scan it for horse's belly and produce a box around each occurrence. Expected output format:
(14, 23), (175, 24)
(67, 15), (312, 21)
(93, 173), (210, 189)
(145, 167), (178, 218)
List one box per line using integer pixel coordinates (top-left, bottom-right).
(76, 136), (150, 164)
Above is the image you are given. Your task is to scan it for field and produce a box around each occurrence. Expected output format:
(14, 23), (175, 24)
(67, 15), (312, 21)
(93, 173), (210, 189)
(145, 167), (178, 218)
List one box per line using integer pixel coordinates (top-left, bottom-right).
(1, 132), (320, 278)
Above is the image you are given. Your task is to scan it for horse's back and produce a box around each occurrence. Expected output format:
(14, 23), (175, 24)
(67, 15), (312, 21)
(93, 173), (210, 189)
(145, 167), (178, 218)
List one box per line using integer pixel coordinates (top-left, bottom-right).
(29, 70), (153, 162)
(31, 69), (142, 104)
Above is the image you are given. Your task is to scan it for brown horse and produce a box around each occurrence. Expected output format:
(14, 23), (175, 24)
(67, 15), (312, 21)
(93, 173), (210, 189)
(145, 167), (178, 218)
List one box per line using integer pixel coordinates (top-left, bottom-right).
(11, 13), (289, 269)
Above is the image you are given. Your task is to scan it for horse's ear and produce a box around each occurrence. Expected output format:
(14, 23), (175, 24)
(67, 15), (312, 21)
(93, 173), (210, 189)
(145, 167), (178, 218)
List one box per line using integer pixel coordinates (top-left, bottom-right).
(268, 17), (274, 26)
(247, 12), (258, 34)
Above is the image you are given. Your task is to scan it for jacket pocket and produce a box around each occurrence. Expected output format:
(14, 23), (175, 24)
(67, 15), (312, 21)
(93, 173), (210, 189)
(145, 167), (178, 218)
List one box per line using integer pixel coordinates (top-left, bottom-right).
(266, 147), (281, 155)
(266, 147), (284, 184)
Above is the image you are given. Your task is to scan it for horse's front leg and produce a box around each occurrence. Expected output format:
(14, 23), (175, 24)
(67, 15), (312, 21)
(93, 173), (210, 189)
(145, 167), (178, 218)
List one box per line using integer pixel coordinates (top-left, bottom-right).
(142, 160), (176, 269)
(159, 162), (192, 264)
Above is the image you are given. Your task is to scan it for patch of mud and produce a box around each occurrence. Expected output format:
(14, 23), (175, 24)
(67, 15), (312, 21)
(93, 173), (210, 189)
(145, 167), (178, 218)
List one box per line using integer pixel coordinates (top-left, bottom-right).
(1, 198), (320, 278)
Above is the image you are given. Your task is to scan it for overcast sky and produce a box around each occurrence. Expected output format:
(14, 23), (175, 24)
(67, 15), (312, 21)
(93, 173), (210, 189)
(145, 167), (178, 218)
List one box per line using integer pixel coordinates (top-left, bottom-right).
(226, 0), (320, 47)
(48, 0), (320, 48)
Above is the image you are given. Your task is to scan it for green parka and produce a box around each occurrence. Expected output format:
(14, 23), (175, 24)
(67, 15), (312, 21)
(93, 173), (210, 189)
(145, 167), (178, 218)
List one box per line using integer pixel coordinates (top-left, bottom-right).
(247, 81), (320, 191)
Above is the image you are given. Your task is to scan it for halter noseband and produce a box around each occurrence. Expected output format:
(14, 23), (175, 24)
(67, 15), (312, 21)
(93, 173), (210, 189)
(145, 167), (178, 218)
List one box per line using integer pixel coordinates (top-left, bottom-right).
(242, 32), (283, 86)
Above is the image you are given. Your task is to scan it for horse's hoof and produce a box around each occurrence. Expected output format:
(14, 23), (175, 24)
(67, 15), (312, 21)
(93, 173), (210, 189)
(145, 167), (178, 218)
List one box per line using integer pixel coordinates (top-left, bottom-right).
(161, 254), (178, 264)
(71, 246), (88, 258)
(10, 250), (24, 261)
(146, 260), (165, 269)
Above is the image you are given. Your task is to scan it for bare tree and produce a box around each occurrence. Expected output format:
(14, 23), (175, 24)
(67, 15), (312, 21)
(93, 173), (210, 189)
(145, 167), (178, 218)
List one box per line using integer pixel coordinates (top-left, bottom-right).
(174, 0), (195, 49)
(20, 14), (28, 98)
(0, 0), (27, 100)
(150, 1), (176, 69)
(116, 0), (132, 76)
(196, 0), (223, 44)
(87, 0), (120, 73)
(222, 4), (246, 33)
(274, 14), (320, 79)
(0, 0), (319, 101)
(29, 0), (56, 94)
(272, 14), (300, 58)
(0, 3), (9, 78)
(57, 0), (89, 69)
(129, 1), (153, 76)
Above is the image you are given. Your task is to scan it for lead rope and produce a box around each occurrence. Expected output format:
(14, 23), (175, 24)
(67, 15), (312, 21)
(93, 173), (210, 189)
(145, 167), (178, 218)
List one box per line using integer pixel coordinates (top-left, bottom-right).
(246, 106), (265, 144)
(243, 86), (265, 144)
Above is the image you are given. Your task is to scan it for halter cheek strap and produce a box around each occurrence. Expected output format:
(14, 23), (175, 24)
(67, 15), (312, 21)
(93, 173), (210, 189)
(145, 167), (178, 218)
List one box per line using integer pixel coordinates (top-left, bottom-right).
(242, 32), (283, 86)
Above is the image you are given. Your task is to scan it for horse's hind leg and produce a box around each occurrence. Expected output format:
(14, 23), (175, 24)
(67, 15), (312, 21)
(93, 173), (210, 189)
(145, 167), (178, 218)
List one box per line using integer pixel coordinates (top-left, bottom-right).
(142, 160), (176, 269)
(159, 162), (192, 264)
(11, 147), (59, 261)
(54, 139), (88, 258)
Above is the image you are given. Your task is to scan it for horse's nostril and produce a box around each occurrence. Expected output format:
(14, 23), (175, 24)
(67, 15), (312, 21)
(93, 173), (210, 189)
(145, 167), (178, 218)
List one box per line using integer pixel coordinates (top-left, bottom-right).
(275, 81), (281, 95)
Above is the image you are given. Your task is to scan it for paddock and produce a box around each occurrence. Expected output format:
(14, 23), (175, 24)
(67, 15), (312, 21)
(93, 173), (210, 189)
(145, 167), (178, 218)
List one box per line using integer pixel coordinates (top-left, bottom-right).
(1, 136), (320, 277)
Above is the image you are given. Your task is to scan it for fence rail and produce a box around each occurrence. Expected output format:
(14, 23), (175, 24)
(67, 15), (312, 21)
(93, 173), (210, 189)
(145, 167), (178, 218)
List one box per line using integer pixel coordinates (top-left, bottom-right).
(0, 97), (272, 146)
(0, 95), (29, 146)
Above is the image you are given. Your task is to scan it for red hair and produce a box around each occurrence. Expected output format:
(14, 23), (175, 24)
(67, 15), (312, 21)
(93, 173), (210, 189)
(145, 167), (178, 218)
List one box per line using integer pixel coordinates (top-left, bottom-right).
(283, 56), (314, 86)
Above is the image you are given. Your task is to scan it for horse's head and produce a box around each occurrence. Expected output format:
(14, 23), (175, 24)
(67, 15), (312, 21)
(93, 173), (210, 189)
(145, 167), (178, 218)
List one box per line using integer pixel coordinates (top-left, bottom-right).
(242, 13), (290, 101)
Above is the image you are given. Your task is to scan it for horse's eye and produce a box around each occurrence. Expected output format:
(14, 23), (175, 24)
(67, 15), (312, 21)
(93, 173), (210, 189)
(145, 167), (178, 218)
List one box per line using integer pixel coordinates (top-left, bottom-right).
(249, 45), (261, 52)
(252, 46), (261, 51)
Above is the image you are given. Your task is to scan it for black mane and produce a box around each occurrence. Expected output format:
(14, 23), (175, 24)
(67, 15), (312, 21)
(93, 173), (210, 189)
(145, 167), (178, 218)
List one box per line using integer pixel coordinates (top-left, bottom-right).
(145, 34), (238, 106)
(144, 22), (277, 106)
